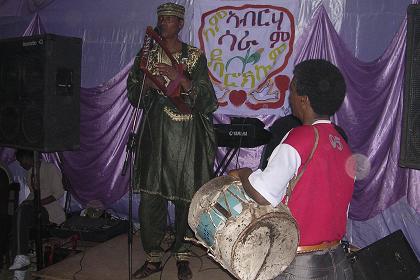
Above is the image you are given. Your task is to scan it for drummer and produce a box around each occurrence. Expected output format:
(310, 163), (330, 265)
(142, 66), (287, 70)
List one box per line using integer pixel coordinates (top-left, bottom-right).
(229, 59), (355, 280)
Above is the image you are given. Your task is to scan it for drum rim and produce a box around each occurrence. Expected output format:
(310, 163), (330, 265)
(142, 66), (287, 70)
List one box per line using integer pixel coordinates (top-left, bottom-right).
(230, 211), (299, 280)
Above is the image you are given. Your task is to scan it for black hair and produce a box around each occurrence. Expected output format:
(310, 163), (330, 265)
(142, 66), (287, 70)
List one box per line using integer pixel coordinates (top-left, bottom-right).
(293, 59), (346, 116)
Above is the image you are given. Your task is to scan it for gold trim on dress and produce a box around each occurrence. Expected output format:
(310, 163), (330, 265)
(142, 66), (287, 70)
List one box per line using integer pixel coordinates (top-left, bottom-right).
(147, 44), (201, 76)
(163, 106), (192, 121)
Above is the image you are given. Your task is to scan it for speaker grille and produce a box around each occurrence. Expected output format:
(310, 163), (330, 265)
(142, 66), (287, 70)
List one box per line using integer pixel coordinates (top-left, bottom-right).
(0, 105), (20, 141)
(400, 4), (420, 169)
(22, 56), (45, 95)
(0, 34), (81, 152)
(22, 104), (43, 144)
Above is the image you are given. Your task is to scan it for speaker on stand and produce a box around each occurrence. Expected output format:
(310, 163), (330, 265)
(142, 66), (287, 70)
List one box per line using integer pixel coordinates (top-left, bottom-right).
(0, 33), (82, 270)
(400, 4), (420, 169)
(0, 33), (81, 152)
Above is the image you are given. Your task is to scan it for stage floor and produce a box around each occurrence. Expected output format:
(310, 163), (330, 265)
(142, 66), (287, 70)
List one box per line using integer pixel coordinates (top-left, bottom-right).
(32, 232), (235, 280)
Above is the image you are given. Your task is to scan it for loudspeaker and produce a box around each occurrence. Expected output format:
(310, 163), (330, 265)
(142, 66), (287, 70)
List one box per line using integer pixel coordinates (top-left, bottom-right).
(348, 230), (420, 280)
(400, 4), (420, 169)
(0, 34), (81, 152)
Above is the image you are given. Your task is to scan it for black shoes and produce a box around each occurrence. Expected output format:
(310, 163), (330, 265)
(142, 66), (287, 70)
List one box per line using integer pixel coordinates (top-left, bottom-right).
(132, 259), (192, 279)
(177, 260), (192, 280)
(132, 261), (162, 279)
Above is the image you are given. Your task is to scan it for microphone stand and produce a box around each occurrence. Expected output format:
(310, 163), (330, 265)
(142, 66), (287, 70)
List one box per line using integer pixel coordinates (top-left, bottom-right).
(57, 152), (72, 216)
(121, 35), (154, 280)
(32, 151), (43, 270)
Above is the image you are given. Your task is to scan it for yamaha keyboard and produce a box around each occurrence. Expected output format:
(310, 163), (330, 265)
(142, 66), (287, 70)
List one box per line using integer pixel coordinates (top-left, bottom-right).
(214, 118), (272, 148)
(214, 118), (271, 176)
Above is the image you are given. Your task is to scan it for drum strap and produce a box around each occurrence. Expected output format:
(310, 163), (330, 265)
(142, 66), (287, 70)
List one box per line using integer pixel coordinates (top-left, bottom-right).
(285, 126), (319, 205)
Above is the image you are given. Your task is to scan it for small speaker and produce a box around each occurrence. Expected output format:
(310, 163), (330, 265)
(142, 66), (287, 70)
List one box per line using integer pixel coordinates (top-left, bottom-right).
(400, 4), (420, 169)
(0, 34), (81, 152)
(348, 230), (420, 280)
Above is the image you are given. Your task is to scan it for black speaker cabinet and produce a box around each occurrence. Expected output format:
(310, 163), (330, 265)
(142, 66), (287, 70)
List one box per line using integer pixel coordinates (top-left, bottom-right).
(348, 230), (420, 280)
(400, 4), (420, 169)
(0, 34), (81, 152)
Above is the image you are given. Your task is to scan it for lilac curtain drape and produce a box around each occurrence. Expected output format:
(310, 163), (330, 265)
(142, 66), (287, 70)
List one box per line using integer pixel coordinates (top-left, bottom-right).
(59, 64), (134, 206)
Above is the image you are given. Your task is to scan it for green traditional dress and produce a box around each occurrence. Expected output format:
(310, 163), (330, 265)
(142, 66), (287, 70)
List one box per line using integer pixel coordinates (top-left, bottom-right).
(127, 42), (218, 202)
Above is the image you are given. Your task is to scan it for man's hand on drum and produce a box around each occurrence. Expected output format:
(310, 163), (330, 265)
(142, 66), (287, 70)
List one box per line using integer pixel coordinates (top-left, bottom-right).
(228, 168), (271, 206)
(228, 168), (251, 180)
(227, 169), (240, 179)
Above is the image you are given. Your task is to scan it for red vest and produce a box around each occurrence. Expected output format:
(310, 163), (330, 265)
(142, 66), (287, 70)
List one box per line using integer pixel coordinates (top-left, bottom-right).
(283, 123), (354, 246)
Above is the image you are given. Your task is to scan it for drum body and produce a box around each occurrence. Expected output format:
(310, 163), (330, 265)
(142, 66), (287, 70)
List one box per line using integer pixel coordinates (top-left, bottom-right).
(188, 176), (299, 280)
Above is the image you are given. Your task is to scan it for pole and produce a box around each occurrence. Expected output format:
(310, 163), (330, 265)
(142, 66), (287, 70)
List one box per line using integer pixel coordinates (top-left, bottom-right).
(32, 151), (43, 270)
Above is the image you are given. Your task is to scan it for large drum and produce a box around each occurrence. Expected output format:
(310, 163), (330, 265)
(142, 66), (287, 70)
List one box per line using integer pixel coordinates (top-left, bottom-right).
(188, 176), (299, 280)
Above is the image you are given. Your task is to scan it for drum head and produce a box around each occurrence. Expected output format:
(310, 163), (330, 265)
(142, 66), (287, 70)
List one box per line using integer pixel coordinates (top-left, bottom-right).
(231, 208), (299, 280)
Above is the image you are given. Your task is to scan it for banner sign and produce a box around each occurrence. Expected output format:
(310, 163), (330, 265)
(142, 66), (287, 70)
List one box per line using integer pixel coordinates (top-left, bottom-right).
(194, 0), (299, 116)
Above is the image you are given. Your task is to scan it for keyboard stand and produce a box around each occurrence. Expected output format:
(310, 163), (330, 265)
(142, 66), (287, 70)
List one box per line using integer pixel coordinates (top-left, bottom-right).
(214, 147), (240, 176)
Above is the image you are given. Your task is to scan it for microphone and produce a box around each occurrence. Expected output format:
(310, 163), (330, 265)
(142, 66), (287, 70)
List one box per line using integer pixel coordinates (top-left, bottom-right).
(153, 26), (161, 36)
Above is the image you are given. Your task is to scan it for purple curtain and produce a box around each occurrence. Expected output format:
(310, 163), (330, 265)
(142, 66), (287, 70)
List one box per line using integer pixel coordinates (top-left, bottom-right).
(60, 63), (134, 206)
(22, 13), (45, 35)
